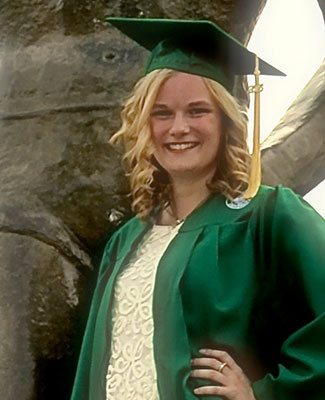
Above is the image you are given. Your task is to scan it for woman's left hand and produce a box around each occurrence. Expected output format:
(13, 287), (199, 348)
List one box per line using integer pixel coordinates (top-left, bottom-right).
(191, 349), (256, 400)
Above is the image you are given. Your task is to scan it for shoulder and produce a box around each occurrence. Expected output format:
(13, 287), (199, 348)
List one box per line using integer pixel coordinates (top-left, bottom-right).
(97, 215), (148, 278)
(252, 184), (298, 205)
(181, 185), (309, 230)
(259, 184), (323, 221)
(256, 185), (324, 248)
(231, 185), (324, 237)
(250, 184), (320, 217)
(114, 214), (146, 236)
(102, 215), (148, 257)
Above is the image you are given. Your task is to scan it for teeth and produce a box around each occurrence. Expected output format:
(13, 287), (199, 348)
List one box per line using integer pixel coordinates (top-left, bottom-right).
(167, 143), (197, 150)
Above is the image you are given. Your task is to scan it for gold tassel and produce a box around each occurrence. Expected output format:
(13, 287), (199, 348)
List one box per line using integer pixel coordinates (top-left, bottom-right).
(243, 54), (263, 200)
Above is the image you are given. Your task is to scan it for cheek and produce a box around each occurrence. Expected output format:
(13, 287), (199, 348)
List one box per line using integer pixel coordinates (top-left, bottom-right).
(208, 117), (222, 142)
(150, 120), (168, 144)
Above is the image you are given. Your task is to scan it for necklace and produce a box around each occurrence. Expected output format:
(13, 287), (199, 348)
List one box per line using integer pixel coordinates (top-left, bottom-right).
(165, 204), (184, 226)
(164, 193), (212, 226)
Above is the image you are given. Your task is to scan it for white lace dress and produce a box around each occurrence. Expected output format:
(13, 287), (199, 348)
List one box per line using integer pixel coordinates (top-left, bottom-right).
(106, 224), (181, 400)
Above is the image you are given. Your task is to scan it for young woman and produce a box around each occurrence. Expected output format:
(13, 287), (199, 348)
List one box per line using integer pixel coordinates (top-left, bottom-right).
(70, 19), (325, 400)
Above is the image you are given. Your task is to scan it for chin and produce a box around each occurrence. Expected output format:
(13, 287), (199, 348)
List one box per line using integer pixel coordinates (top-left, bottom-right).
(167, 168), (203, 180)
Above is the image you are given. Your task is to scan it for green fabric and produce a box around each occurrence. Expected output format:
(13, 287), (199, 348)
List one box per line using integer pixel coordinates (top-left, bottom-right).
(106, 18), (285, 90)
(70, 185), (325, 400)
(145, 38), (231, 89)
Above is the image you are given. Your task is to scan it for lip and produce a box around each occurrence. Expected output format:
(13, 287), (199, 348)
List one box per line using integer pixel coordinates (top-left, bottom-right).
(164, 141), (200, 151)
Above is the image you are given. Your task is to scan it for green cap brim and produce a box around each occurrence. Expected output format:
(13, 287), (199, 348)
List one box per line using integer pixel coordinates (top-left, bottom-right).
(106, 17), (285, 90)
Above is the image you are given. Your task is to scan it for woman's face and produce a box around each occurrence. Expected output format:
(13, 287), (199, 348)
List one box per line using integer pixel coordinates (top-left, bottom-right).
(150, 72), (223, 184)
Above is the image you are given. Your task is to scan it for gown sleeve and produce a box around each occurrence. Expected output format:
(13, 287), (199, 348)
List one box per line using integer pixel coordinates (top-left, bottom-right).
(70, 230), (120, 400)
(252, 187), (325, 400)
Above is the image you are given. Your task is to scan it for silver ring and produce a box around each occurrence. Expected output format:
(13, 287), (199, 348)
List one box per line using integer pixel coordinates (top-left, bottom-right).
(218, 362), (227, 373)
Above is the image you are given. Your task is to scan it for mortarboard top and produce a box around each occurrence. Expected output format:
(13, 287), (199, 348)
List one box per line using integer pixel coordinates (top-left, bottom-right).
(106, 17), (285, 91)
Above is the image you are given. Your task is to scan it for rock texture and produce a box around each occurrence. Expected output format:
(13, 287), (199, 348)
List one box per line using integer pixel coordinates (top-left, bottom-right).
(262, 61), (325, 195)
(260, 0), (325, 195)
(0, 31), (138, 247)
(317, 0), (325, 19)
(0, 1), (323, 399)
(0, 232), (84, 399)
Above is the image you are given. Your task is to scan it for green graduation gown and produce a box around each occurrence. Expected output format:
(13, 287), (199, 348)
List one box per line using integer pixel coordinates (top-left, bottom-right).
(70, 185), (325, 400)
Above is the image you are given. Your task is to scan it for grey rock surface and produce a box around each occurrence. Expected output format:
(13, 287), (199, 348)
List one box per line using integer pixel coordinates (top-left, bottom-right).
(262, 61), (325, 195)
(317, 0), (325, 19)
(0, 31), (137, 247)
(0, 233), (35, 400)
(0, 232), (85, 399)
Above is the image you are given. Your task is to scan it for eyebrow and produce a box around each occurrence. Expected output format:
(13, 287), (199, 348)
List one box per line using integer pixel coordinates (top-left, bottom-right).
(152, 103), (168, 108)
(152, 100), (213, 108)
(188, 100), (213, 107)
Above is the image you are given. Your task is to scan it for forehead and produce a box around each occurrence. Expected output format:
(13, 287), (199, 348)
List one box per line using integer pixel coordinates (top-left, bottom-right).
(155, 72), (214, 103)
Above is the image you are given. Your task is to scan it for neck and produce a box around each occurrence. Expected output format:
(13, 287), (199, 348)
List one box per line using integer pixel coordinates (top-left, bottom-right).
(158, 176), (212, 225)
(171, 179), (211, 220)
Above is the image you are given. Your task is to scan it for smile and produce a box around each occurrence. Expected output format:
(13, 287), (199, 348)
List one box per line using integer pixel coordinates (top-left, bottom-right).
(165, 142), (199, 151)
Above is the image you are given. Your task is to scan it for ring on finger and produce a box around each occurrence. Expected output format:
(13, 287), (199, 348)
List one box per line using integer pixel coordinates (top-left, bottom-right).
(218, 362), (227, 373)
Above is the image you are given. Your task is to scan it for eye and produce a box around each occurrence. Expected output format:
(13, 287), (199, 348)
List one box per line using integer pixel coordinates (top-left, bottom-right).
(188, 107), (211, 116)
(150, 109), (173, 118)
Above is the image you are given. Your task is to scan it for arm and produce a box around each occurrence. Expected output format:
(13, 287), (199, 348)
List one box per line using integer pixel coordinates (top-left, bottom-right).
(252, 187), (325, 400)
(190, 187), (325, 400)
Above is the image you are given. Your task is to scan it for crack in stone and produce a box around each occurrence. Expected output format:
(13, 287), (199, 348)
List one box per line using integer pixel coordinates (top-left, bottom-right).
(0, 102), (116, 121)
(0, 226), (93, 270)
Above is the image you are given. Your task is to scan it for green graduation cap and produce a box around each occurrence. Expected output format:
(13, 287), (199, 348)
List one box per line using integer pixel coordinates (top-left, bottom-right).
(106, 17), (285, 91)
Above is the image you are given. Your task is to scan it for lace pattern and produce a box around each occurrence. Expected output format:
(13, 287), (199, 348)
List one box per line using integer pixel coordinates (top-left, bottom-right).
(106, 224), (181, 400)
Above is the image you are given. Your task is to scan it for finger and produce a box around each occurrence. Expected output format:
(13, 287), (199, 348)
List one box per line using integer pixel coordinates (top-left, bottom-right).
(192, 357), (221, 371)
(190, 368), (227, 385)
(199, 349), (239, 372)
(193, 385), (229, 396)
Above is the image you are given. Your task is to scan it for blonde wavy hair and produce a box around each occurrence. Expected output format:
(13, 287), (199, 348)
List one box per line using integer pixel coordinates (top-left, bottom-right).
(109, 68), (250, 220)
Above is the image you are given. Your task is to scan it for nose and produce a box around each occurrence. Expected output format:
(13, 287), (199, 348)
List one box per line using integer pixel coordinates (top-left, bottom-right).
(169, 112), (190, 135)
